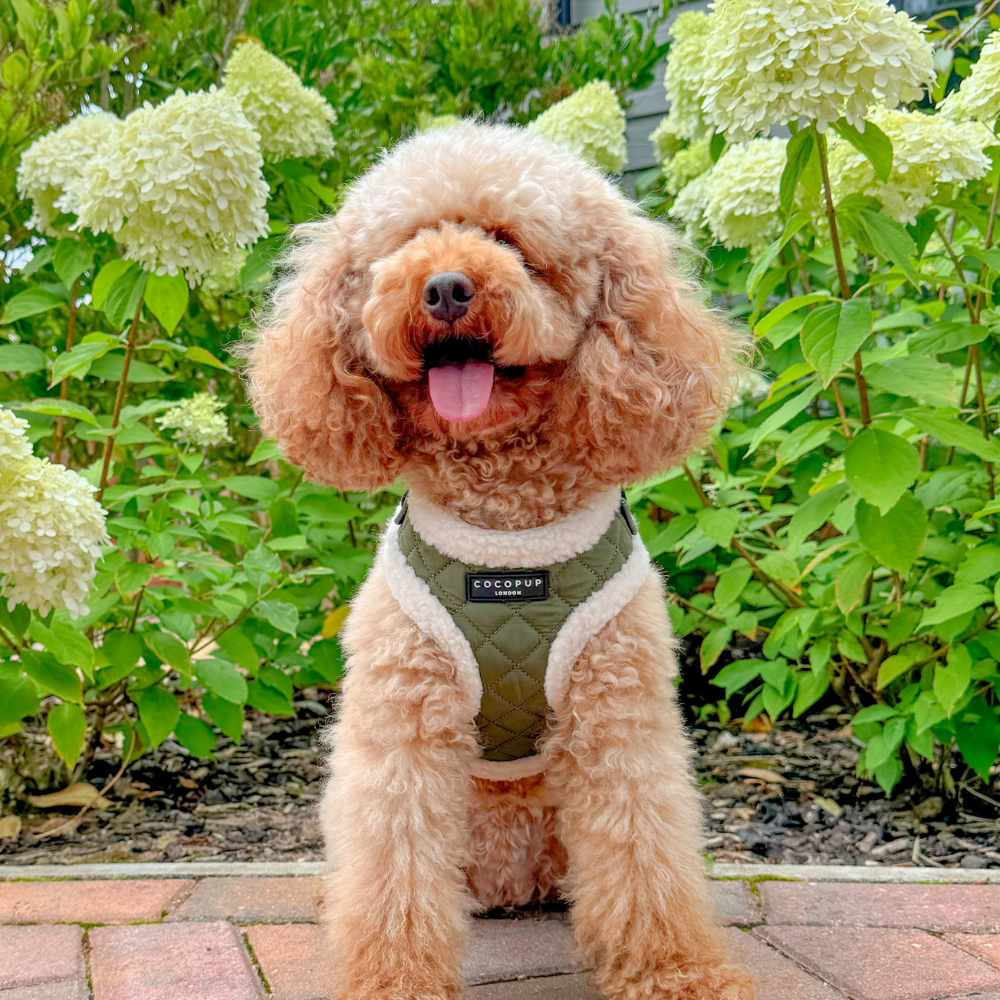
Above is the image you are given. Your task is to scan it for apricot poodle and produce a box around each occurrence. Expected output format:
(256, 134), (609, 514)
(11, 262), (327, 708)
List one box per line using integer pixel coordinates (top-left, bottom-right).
(246, 123), (753, 1000)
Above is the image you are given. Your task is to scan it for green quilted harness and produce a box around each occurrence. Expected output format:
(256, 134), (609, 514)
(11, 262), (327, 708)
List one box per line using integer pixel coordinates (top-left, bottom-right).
(393, 495), (638, 762)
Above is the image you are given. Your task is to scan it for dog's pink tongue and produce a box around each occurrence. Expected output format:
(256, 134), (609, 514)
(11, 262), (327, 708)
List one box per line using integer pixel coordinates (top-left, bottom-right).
(428, 361), (494, 422)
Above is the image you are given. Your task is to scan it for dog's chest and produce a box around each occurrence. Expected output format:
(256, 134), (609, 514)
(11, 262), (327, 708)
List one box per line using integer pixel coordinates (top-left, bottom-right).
(396, 507), (636, 762)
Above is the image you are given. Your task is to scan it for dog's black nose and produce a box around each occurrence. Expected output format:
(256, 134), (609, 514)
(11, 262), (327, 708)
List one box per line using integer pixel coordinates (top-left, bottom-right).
(423, 272), (475, 322)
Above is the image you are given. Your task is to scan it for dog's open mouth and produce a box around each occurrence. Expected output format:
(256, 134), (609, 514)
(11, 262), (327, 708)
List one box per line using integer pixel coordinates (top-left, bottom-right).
(424, 336), (495, 423)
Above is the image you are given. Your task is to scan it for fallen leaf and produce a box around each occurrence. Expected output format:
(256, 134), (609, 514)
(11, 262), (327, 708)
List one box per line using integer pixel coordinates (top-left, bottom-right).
(0, 815), (22, 839)
(322, 604), (350, 638)
(178, 777), (198, 789)
(30, 814), (84, 838)
(27, 783), (111, 810)
(735, 767), (789, 785)
(741, 714), (772, 734)
(812, 795), (843, 818)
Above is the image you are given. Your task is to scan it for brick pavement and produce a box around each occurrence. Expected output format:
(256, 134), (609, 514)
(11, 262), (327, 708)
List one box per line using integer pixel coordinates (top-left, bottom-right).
(0, 870), (999, 999)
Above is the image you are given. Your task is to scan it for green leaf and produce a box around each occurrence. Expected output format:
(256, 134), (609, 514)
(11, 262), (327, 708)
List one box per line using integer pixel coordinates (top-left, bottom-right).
(748, 381), (821, 454)
(135, 685), (181, 748)
(28, 619), (94, 678)
(864, 356), (954, 404)
(831, 118), (893, 182)
(20, 650), (81, 703)
(195, 658), (248, 704)
(696, 507), (739, 548)
(700, 625), (732, 673)
(754, 293), (833, 340)
(220, 476), (281, 503)
(91, 260), (135, 309)
(920, 584), (992, 629)
(874, 754), (903, 795)
(876, 645), (924, 690)
(49, 338), (116, 385)
(0, 674), (40, 725)
(956, 545), (1000, 585)
(116, 561), (153, 598)
(859, 209), (920, 286)
(144, 272), (188, 333)
(1, 287), (64, 323)
(785, 482), (847, 552)
(844, 428), (919, 514)
(103, 268), (147, 329)
(856, 494), (927, 575)
(801, 299), (872, 386)
(53, 240), (93, 290)
(143, 631), (193, 677)
(246, 677), (294, 716)
(0, 343), (47, 373)
(933, 645), (971, 717)
(256, 600), (300, 635)
(216, 630), (260, 672)
(88, 353), (166, 384)
(746, 212), (812, 298)
(185, 346), (230, 371)
(13, 398), (98, 426)
(47, 702), (87, 768)
(203, 693), (245, 743)
(903, 409), (1000, 465)
(779, 126), (815, 217)
(248, 439), (283, 465)
(714, 561), (753, 611)
(908, 321), (987, 356)
(835, 552), (874, 614)
(174, 714), (216, 758)
(955, 697), (1000, 782)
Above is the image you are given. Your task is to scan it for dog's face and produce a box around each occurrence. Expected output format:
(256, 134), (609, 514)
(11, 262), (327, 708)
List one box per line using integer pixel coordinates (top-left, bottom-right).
(246, 125), (737, 498)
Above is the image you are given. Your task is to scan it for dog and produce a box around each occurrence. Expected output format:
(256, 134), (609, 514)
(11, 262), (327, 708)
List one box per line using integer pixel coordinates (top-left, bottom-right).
(246, 123), (753, 1000)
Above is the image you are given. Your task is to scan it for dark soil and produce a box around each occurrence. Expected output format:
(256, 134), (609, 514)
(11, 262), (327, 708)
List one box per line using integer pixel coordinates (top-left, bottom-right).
(1, 679), (998, 869)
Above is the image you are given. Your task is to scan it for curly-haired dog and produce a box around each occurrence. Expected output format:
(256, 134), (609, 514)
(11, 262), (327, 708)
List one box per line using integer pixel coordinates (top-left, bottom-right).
(246, 124), (753, 1000)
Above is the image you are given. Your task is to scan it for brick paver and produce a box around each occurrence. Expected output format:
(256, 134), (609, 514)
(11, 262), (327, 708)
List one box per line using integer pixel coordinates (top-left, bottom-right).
(468, 973), (601, 1000)
(466, 917), (580, 985)
(712, 881), (760, 926)
(947, 934), (1000, 971)
(0, 879), (194, 925)
(759, 925), (1000, 1000)
(90, 920), (264, 1000)
(725, 929), (846, 999)
(0, 924), (84, 989)
(246, 924), (326, 1000)
(759, 881), (1000, 933)
(0, 981), (90, 999)
(170, 877), (320, 923)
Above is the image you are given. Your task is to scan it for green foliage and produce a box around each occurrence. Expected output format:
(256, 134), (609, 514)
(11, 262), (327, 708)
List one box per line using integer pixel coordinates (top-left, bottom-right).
(0, 0), (660, 791)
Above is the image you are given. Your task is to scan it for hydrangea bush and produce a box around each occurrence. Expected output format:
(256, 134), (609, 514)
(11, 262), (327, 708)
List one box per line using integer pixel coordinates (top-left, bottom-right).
(642, 3), (1000, 799)
(0, 0), (665, 800)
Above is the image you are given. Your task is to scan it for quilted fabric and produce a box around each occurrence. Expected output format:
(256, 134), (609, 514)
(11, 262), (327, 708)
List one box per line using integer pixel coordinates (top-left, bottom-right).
(398, 508), (634, 761)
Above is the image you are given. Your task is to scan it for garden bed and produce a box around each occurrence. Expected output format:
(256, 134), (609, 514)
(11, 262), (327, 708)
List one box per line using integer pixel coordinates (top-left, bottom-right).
(1, 682), (997, 870)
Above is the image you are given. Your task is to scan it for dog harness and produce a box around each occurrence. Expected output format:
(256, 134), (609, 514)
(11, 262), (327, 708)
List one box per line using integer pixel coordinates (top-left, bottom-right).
(376, 487), (652, 779)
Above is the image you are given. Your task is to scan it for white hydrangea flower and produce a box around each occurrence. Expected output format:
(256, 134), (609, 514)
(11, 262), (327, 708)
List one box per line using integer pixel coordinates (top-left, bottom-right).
(0, 423), (109, 617)
(650, 116), (685, 166)
(671, 171), (712, 241)
(527, 81), (627, 174)
(660, 139), (713, 197)
(0, 409), (32, 466)
(662, 11), (714, 142)
(221, 41), (336, 162)
(731, 368), (772, 406)
(701, 0), (935, 141)
(74, 89), (269, 284)
(200, 248), (247, 297)
(703, 139), (789, 250)
(156, 393), (232, 448)
(940, 29), (1000, 124)
(16, 112), (122, 235)
(830, 107), (993, 224)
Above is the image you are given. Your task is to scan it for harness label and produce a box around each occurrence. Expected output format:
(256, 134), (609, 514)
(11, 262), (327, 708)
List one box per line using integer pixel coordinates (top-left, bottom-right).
(466, 570), (549, 603)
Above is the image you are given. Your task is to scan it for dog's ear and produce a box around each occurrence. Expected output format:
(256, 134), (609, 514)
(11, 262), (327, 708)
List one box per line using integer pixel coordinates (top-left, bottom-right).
(562, 209), (741, 483)
(243, 223), (403, 490)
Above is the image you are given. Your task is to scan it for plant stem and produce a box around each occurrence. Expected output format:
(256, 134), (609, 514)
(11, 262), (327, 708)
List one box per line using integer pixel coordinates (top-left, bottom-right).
(52, 278), (80, 465)
(96, 296), (144, 504)
(0, 624), (19, 652)
(830, 380), (852, 441)
(817, 131), (870, 427)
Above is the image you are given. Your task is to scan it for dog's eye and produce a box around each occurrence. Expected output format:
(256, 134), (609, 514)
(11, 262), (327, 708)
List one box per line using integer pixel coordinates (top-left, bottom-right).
(491, 229), (519, 250)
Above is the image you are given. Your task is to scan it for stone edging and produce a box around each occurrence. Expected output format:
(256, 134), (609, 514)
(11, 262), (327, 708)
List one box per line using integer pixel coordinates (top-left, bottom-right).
(0, 859), (997, 883)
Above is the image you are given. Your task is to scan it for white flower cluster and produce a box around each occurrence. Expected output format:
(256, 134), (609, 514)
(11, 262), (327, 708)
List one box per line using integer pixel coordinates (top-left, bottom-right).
(15, 113), (121, 235)
(0, 408), (109, 617)
(661, 11), (714, 143)
(731, 368), (772, 406)
(700, 0), (934, 140)
(830, 107), (994, 224)
(659, 138), (713, 197)
(73, 89), (269, 284)
(671, 172), (712, 242)
(221, 41), (336, 162)
(940, 29), (1000, 124)
(156, 393), (232, 448)
(703, 139), (789, 250)
(527, 81), (627, 174)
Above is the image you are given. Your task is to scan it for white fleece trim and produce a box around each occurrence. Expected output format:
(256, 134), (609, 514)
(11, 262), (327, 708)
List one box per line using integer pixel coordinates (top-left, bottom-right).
(544, 541), (653, 713)
(469, 757), (547, 781)
(377, 518), (483, 706)
(405, 486), (623, 568)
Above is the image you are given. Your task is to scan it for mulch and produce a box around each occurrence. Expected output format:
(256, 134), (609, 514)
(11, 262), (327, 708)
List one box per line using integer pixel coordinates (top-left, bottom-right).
(1, 682), (998, 869)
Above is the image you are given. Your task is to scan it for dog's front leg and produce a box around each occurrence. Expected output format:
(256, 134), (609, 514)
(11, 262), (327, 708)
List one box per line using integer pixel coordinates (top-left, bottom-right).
(547, 578), (754, 1000)
(320, 578), (480, 1000)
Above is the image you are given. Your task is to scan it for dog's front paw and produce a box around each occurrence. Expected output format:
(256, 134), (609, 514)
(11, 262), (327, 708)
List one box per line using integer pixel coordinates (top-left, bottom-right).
(607, 965), (754, 1000)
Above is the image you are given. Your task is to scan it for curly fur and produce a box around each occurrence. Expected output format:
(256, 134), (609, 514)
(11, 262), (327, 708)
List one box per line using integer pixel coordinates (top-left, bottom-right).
(246, 123), (752, 1000)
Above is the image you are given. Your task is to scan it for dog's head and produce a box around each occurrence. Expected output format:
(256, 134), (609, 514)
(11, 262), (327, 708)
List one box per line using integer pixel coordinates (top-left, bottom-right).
(245, 124), (738, 502)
